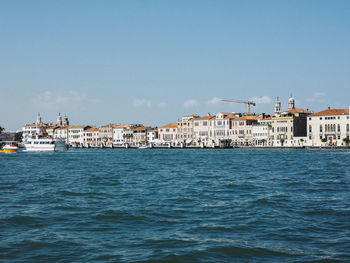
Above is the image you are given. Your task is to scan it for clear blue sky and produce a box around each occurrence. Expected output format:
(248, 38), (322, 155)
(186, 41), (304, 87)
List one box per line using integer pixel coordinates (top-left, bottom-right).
(1, 0), (349, 131)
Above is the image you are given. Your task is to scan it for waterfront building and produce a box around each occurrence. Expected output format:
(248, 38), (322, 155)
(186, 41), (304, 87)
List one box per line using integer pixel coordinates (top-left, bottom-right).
(112, 124), (142, 146)
(112, 124), (131, 146)
(177, 114), (199, 145)
(209, 112), (239, 146)
(68, 125), (91, 147)
(270, 96), (311, 146)
(46, 125), (60, 138)
(307, 108), (350, 146)
(99, 124), (119, 147)
(133, 126), (152, 146)
(123, 128), (134, 146)
(147, 128), (159, 145)
(83, 127), (100, 147)
(252, 116), (272, 146)
(0, 132), (15, 142)
(230, 115), (260, 146)
(192, 115), (216, 146)
(22, 113), (51, 143)
(158, 123), (178, 145)
(53, 126), (68, 142)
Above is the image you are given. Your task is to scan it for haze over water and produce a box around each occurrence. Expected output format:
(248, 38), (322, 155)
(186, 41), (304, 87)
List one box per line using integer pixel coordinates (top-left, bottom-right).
(1, 149), (350, 262)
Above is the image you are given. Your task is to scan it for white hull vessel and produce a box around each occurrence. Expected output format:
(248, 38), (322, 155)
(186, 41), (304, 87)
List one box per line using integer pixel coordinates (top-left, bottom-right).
(24, 137), (68, 152)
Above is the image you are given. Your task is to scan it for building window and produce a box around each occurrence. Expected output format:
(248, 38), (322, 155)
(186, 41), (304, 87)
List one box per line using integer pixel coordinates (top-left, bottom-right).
(309, 125), (312, 133)
(320, 125), (323, 132)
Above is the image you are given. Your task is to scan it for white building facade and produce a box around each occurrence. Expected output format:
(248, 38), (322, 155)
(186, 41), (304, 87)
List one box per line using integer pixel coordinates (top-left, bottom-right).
(68, 125), (90, 147)
(252, 117), (272, 146)
(307, 108), (350, 146)
(192, 115), (215, 146)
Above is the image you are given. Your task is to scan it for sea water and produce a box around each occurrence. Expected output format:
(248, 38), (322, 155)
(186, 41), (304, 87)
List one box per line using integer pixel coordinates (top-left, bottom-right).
(1, 148), (350, 262)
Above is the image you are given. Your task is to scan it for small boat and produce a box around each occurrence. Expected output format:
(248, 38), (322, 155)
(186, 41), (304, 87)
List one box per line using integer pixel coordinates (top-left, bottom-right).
(24, 137), (69, 152)
(0, 144), (18, 153)
(138, 145), (150, 149)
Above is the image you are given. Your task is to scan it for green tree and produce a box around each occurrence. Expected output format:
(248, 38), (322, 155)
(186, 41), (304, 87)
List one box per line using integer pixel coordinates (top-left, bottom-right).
(280, 138), (285, 146)
(321, 138), (327, 143)
(0, 126), (4, 134)
(343, 137), (350, 146)
(15, 132), (23, 142)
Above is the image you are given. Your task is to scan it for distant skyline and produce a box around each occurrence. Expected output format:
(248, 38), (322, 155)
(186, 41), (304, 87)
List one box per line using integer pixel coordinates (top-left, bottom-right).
(1, 1), (350, 131)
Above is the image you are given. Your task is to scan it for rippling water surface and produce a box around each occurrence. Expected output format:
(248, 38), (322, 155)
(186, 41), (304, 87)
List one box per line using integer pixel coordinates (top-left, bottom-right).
(1, 149), (350, 262)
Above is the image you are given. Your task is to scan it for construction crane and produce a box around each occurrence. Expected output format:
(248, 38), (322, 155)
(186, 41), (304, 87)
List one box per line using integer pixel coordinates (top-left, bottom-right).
(221, 98), (256, 114)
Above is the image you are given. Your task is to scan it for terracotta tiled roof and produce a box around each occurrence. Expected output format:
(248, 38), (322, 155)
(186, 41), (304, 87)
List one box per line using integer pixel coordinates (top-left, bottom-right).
(55, 126), (69, 130)
(85, 127), (99, 132)
(225, 113), (240, 119)
(234, 116), (260, 120)
(261, 117), (272, 120)
(100, 124), (119, 128)
(68, 125), (90, 129)
(310, 108), (349, 116)
(113, 124), (130, 129)
(134, 126), (151, 130)
(183, 114), (199, 117)
(195, 116), (215, 120)
(159, 123), (178, 128)
(284, 108), (311, 114)
(24, 123), (51, 127)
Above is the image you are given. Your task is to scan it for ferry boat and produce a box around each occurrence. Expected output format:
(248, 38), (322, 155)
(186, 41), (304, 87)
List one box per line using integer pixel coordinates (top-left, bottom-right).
(24, 137), (68, 152)
(0, 144), (18, 153)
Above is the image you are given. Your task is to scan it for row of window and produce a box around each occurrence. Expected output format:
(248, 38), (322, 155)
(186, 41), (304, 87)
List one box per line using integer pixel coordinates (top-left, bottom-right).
(315, 116), (349, 120)
(315, 124), (349, 133)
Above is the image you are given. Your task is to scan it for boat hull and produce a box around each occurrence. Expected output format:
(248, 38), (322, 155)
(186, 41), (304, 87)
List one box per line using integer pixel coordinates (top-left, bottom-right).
(0, 145), (18, 153)
(0, 149), (17, 153)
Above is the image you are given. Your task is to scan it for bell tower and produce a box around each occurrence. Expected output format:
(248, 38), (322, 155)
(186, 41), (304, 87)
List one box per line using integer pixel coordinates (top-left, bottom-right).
(57, 113), (63, 126)
(36, 113), (42, 124)
(274, 96), (282, 114)
(288, 94), (295, 110)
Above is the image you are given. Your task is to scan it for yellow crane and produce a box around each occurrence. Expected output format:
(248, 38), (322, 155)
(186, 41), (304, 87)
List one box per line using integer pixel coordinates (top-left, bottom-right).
(220, 98), (256, 114)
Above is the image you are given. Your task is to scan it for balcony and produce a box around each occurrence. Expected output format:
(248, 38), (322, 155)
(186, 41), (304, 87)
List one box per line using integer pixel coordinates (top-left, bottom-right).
(324, 131), (340, 135)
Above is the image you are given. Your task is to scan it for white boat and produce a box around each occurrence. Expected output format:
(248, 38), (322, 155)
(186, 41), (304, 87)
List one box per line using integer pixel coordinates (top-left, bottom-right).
(24, 137), (69, 152)
(138, 144), (151, 149)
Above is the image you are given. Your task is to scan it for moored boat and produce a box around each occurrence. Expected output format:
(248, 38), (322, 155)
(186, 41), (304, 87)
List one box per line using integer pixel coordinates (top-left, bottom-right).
(0, 144), (18, 153)
(24, 137), (69, 152)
